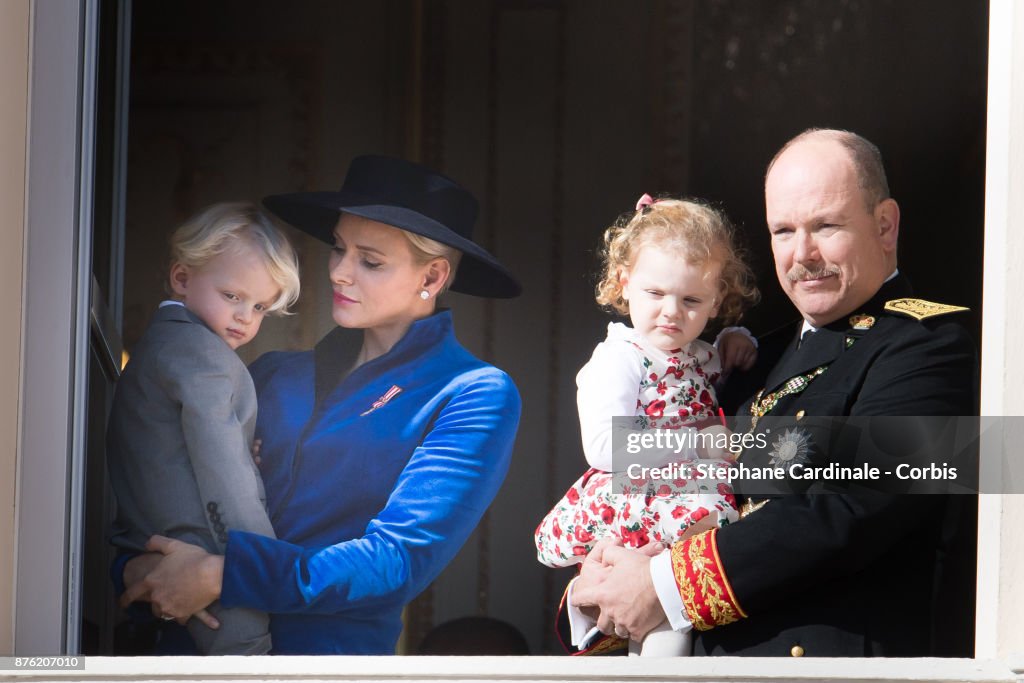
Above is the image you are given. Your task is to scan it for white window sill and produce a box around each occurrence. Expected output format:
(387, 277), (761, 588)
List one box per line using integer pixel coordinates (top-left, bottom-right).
(0, 656), (1018, 682)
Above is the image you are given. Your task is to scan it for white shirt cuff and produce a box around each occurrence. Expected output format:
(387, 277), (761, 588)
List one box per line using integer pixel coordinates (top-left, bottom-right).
(650, 550), (692, 632)
(714, 326), (758, 349)
(565, 577), (598, 647)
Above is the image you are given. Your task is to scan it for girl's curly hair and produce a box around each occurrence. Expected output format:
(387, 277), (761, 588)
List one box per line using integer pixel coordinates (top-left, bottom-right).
(595, 197), (759, 325)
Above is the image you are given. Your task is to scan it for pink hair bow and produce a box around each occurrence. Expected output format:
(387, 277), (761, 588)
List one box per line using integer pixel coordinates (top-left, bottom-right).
(635, 193), (658, 211)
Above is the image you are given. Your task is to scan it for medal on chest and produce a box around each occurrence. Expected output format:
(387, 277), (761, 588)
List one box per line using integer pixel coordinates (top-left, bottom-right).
(749, 365), (827, 429)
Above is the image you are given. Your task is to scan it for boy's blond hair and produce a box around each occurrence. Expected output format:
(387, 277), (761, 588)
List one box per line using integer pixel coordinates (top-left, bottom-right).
(169, 202), (300, 314)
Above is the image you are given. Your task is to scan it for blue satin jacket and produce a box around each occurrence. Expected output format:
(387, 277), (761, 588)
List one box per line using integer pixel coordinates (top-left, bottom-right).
(219, 311), (521, 654)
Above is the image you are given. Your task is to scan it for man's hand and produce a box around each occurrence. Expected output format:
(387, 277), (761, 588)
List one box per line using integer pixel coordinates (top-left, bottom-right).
(571, 538), (667, 641)
(718, 330), (757, 373)
(121, 535), (224, 629)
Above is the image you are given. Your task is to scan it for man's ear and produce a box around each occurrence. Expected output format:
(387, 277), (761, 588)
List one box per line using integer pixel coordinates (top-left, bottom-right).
(422, 258), (452, 297)
(876, 198), (900, 252)
(169, 262), (190, 297)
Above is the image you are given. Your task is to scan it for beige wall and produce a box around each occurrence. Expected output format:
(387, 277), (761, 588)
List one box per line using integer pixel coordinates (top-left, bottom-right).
(0, 0), (29, 656)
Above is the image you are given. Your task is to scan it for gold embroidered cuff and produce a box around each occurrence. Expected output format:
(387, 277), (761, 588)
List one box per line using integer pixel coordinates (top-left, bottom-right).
(571, 634), (628, 656)
(671, 528), (747, 631)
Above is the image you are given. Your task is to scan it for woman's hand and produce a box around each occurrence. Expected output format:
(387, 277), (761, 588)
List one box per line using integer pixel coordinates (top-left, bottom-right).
(121, 535), (225, 628)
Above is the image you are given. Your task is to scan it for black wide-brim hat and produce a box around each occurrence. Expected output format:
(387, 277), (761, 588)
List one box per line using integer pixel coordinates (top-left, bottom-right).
(263, 155), (521, 298)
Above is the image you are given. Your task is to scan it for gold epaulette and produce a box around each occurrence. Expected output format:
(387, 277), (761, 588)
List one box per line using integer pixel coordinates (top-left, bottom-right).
(884, 298), (969, 321)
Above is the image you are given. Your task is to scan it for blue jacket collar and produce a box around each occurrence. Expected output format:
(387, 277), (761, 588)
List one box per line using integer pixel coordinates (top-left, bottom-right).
(313, 310), (454, 405)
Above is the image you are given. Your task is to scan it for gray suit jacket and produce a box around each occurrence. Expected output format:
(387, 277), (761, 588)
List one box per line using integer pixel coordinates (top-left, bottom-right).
(107, 303), (274, 654)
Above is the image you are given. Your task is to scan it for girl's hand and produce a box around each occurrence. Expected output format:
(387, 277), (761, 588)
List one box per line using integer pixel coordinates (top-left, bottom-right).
(698, 424), (734, 460)
(251, 438), (263, 466)
(718, 331), (757, 373)
(121, 535), (224, 628)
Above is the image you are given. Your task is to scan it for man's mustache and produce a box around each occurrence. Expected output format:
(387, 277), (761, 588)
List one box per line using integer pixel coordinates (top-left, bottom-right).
(787, 265), (841, 282)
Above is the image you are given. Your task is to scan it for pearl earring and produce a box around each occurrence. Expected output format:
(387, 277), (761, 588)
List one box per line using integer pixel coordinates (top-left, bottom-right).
(420, 290), (430, 300)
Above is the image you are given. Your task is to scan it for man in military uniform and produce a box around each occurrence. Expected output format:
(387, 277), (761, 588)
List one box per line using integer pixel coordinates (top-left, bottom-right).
(568, 129), (977, 657)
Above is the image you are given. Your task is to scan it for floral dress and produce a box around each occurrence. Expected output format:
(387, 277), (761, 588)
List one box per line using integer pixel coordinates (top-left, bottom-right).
(535, 323), (739, 568)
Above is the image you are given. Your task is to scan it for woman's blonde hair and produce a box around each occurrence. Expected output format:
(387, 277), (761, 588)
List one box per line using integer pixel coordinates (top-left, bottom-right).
(402, 231), (463, 294)
(169, 202), (301, 314)
(595, 198), (759, 325)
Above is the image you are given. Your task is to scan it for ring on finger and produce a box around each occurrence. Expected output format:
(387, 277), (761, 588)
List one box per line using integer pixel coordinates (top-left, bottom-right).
(160, 615), (175, 622)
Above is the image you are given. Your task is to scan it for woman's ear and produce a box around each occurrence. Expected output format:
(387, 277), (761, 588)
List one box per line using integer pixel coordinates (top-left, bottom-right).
(422, 258), (452, 297)
(169, 262), (190, 297)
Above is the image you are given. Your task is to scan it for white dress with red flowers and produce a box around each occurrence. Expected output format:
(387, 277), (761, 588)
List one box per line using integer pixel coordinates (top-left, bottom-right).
(535, 323), (739, 568)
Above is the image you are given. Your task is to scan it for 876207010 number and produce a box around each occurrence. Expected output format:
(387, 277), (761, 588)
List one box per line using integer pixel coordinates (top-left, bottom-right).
(0, 656), (84, 670)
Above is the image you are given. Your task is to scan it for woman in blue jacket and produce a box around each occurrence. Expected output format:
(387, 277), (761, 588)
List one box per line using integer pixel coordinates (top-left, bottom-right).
(122, 155), (522, 654)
